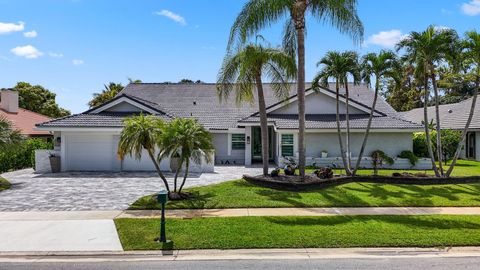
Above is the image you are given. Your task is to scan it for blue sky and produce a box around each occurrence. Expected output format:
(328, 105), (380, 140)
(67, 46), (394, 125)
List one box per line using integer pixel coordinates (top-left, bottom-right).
(0, 0), (479, 113)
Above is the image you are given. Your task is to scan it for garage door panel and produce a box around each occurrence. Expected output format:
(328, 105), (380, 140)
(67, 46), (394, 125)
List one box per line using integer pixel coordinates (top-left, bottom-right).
(65, 134), (118, 171)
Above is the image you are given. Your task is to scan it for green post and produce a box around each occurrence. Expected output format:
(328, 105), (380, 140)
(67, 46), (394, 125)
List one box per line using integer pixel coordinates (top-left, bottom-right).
(156, 189), (169, 243)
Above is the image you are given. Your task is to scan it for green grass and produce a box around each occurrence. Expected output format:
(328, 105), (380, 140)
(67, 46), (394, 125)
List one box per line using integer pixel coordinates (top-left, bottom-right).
(130, 180), (480, 209)
(130, 159), (480, 210)
(0, 177), (11, 192)
(115, 215), (480, 250)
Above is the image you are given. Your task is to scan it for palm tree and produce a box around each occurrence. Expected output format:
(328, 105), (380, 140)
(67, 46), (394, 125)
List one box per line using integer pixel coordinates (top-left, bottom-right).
(217, 42), (297, 176)
(89, 82), (125, 108)
(396, 26), (457, 177)
(159, 118), (214, 196)
(446, 31), (480, 176)
(0, 117), (24, 151)
(313, 51), (360, 175)
(118, 114), (171, 192)
(227, 0), (363, 178)
(353, 50), (398, 175)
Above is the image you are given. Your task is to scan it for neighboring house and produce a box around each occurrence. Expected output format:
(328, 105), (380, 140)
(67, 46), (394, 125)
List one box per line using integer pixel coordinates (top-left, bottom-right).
(401, 97), (480, 161)
(0, 89), (51, 138)
(36, 83), (429, 172)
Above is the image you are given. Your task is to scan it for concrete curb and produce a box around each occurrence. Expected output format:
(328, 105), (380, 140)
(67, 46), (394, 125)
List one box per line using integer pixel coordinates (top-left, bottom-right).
(2, 247), (480, 262)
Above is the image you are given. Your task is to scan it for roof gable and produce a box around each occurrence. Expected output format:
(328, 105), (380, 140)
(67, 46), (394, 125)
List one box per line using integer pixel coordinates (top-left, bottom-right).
(86, 94), (166, 115)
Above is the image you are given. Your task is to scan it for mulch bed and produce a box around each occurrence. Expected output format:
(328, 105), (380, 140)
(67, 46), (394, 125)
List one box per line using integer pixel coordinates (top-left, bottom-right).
(243, 173), (480, 191)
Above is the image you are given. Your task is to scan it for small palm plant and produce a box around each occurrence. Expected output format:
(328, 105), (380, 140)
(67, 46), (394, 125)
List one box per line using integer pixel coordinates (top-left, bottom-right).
(159, 118), (214, 198)
(0, 117), (24, 151)
(118, 114), (171, 192)
(217, 41), (296, 176)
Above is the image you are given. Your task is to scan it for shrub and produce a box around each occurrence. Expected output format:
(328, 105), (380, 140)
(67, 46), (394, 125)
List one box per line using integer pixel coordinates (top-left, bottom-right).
(0, 138), (52, 173)
(398, 150), (419, 167)
(413, 130), (461, 161)
(371, 150), (394, 176)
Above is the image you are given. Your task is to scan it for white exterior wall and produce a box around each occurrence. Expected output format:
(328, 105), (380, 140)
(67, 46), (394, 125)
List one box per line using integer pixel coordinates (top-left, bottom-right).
(34, 150), (60, 173)
(272, 92), (365, 114)
(213, 133), (245, 165)
(476, 132), (480, 162)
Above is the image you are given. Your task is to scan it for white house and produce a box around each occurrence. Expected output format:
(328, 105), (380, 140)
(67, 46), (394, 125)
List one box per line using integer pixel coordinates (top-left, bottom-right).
(401, 97), (480, 161)
(35, 82), (430, 173)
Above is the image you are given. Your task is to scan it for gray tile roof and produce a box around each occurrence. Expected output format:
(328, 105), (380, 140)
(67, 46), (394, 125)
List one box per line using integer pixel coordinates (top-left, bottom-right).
(37, 112), (170, 128)
(400, 97), (480, 130)
(38, 82), (413, 130)
(239, 114), (422, 129)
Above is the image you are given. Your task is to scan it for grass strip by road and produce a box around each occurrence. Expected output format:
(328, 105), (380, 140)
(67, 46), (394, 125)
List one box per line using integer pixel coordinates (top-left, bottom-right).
(0, 177), (11, 192)
(130, 180), (480, 209)
(115, 215), (480, 250)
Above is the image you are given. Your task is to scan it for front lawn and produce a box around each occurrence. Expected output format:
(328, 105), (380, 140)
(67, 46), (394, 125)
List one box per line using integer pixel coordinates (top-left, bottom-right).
(130, 180), (480, 209)
(115, 215), (480, 250)
(0, 177), (11, 192)
(130, 159), (480, 210)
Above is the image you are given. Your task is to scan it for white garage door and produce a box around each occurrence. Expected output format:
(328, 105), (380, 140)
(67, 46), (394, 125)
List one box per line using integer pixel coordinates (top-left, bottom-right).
(122, 149), (157, 171)
(65, 134), (118, 171)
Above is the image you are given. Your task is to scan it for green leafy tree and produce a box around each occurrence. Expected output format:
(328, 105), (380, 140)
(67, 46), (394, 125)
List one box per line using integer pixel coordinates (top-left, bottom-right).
(0, 117), (24, 151)
(88, 82), (125, 108)
(217, 42), (296, 176)
(354, 50), (398, 175)
(313, 51), (360, 175)
(227, 0), (363, 178)
(158, 118), (214, 196)
(118, 114), (171, 192)
(13, 82), (70, 118)
(397, 25), (458, 177)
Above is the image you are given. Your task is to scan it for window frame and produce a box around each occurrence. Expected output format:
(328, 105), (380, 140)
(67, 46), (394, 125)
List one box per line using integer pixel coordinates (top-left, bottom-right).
(280, 134), (294, 157)
(231, 133), (246, 150)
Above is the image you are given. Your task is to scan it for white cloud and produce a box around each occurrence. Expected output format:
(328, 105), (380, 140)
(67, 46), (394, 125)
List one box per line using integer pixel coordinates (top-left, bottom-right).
(434, 25), (451, 31)
(0, 21), (25, 34)
(462, 0), (480, 16)
(156, 10), (186, 25)
(48, 52), (63, 58)
(23, 30), (37, 38)
(10, 45), (43, 59)
(72, 59), (84, 65)
(364, 29), (407, 48)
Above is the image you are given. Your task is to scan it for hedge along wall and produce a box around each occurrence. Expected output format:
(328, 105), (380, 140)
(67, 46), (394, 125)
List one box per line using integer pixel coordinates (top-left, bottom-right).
(0, 138), (53, 173)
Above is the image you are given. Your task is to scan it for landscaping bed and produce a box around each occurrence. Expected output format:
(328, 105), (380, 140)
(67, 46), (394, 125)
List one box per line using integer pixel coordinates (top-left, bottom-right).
(115, 215), (480, 250)
(0, 177), (11, 192)
(243, 173), (480, 191)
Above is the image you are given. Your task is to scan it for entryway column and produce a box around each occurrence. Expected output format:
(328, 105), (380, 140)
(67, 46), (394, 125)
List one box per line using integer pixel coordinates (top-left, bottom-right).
(245, 126), (252, 166)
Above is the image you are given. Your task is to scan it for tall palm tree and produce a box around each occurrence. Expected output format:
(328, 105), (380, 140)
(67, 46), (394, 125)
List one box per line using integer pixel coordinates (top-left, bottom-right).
(89, 82), (125, 108)
(0, 117), (24, 151)
(397, 26), (457, 177)
(227, 0), (363, 178)
(217, 43), (297, 176)
(353, 50), (398, 175)
(159, 118), (214, 195)
(118, 114), (170, 192)
(313, 51), (360, 175)
(446, 31), (480, 176)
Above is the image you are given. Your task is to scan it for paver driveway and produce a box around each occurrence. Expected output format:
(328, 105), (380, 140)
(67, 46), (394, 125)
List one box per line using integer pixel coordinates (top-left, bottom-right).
(0, 166), (264, 211)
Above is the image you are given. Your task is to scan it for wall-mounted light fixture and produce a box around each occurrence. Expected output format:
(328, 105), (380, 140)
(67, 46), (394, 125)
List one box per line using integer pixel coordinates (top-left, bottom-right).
(246, 136), (250, 144)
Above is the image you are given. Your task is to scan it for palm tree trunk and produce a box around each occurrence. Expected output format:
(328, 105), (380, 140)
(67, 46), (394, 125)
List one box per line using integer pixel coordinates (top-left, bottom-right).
(178, 159), (190, 193)
(255, 75), (269, 176)
(296, 26), (306, 179)
(353, 78), (379, 175)
(446, 75), (479, 176)
(344, 80), (352, 173)
(147, 148), (170, 192)
(431, 68), (444, 176)
(335, 81), (349, 173)
(173, 159), (183, 193)
(423, 75), (440, 177)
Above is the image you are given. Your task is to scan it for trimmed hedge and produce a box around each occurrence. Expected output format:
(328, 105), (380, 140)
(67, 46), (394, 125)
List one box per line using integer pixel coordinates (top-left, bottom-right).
(0, 138), (52, 173)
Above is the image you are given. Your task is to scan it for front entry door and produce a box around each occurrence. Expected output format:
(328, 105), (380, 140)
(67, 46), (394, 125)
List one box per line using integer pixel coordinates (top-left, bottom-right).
(466, 132), (476, 159)
(252, 127), (274, 163)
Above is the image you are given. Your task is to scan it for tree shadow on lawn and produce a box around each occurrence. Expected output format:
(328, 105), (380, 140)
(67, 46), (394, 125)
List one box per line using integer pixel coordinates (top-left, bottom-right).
(264, 215), (480, 230)
(167, 191), (219, 209)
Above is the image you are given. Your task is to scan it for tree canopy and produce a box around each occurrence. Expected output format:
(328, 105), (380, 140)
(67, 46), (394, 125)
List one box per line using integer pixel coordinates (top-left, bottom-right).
(13, 82), (70, 118)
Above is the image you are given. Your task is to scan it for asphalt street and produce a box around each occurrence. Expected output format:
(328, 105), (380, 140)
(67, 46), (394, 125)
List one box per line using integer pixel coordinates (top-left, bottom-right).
(1, 257), (480, 270)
